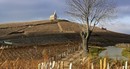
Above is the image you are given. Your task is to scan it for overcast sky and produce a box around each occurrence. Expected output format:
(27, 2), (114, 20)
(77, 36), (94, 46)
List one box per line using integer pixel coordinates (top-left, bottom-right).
(0, 0), (130, 34)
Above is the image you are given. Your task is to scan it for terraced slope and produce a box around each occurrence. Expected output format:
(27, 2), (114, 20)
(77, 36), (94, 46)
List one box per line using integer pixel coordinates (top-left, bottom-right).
(0, 20), (82, 46)
(0, 20), (130, 47)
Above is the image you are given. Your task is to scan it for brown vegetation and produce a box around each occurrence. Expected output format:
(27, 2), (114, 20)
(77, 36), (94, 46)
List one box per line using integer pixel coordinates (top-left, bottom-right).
(0, 20), (130, 46)
(0, 20), (130, 68)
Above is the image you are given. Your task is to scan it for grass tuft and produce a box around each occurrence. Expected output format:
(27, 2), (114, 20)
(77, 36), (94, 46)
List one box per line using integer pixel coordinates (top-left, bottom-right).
(122, 48), (130, 58)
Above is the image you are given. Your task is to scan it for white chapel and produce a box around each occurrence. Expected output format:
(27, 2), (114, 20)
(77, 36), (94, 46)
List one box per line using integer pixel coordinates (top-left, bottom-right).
(49, 11), (57, 21)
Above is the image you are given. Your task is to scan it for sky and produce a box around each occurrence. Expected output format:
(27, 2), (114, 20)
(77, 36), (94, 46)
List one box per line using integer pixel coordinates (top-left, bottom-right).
(0, 0), (130, 34)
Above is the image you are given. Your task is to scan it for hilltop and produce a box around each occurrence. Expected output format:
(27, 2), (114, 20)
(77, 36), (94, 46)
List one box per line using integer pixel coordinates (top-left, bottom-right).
(0, 20), (130, 47)
(0, 20), (81, 37)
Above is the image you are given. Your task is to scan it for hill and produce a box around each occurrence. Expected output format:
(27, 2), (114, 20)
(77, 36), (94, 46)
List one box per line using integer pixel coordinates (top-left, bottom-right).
(0, 20), (130, 64)
(0, 20), (130, 47)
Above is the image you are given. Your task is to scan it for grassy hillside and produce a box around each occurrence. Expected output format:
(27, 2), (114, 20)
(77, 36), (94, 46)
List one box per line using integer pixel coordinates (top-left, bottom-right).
(0, 20), (130, 47)
(0, 20), (81, 37)
(0, 20), (130, 66)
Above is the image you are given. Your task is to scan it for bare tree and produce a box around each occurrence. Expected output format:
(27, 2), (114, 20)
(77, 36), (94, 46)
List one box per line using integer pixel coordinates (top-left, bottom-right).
(66, 0), (116, 54)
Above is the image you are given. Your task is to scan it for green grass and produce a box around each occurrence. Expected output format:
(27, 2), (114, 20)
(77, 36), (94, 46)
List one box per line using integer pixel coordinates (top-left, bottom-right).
(122, 48), (130, 58)
(89, 47), (106, 57)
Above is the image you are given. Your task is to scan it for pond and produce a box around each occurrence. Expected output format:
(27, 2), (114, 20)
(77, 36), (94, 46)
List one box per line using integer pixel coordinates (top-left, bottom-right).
(99, 46), (128, 60)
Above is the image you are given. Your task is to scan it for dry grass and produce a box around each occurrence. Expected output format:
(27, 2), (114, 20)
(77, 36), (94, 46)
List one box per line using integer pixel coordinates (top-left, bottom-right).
(0, 42), (81, 69)
(0, 43), (80, 62)
(0, 59), (42, 69)
(1, 57), (130, 69)
(0, 44), (130, 69)
(116, 43), (130, 48)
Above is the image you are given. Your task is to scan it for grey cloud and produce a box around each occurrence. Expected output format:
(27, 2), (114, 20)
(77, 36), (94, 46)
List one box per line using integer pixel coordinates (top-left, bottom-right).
(115, 0), (130, 6)
(0, 0), (66, 23)
(117, 5), (130, 17)
(105, 22), (130, 34)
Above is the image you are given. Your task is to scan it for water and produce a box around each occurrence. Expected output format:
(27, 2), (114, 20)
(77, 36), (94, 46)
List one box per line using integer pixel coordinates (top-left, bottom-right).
(99, 46), (128, 60)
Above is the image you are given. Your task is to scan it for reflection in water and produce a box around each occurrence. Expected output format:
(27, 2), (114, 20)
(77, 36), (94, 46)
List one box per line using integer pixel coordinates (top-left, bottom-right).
(99, 46), (128, 60)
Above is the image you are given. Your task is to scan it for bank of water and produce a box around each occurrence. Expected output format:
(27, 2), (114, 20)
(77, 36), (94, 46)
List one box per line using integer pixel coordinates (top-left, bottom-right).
(99, 46), (128, 60)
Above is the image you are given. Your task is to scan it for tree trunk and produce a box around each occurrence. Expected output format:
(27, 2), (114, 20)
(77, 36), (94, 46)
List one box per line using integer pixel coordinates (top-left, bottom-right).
(82, 38), (87, 53)
(82, 37), (89, 55)
(81, 31), (91, 55)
